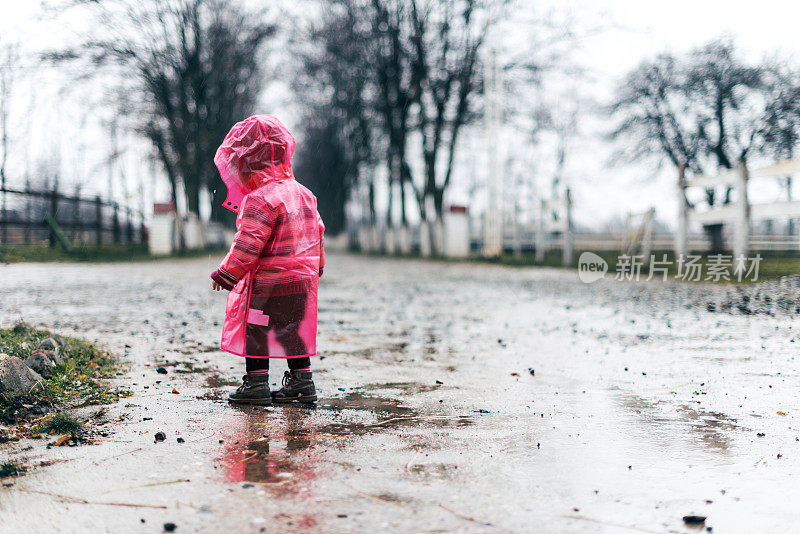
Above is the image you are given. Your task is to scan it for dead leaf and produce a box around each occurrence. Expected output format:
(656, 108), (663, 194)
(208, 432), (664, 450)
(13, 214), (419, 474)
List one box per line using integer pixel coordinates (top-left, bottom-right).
(53, 435), (71, 446)
(171, 388), (180, 394)
(778, 411), (787, 416)
(510, 372), (519, 377)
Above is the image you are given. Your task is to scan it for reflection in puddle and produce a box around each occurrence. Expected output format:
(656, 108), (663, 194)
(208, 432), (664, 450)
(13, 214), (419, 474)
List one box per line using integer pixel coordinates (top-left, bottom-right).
(617, 392), (740, 452)
(218, 388), (474, 494)
(220, 406), (319, 493)
(314, 392), (473, 436)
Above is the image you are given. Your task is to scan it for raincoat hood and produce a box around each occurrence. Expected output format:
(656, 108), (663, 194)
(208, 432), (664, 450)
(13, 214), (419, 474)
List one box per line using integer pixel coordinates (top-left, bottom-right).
(214, 114), (297, 213)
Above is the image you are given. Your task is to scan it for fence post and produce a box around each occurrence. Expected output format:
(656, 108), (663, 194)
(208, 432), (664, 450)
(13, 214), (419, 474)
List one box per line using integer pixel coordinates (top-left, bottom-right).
(95, 196), (103, 246)
(126, 210), (133, 243)
(562, 187), (574, 266)
(48, 186), (59, 248)
(24, 180), (31, 244)
(1, 186), (5, 245)
(733, 158), (750, 266)
(72, 195), (79, 244)
(535, 199), (546, 263)
(642, 207), (655, 269)
(112, 203), (120, 244)
(675, 164), (688, 260)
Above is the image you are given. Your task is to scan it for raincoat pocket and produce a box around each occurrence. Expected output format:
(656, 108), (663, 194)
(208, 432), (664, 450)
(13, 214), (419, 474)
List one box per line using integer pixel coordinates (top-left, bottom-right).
(221, 274), (252, 356)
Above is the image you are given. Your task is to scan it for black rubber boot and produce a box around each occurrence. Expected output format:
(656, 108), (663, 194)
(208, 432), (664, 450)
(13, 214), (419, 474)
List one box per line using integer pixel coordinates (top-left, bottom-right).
(228, 374), (272, 405)
(271, 370), (317, 403)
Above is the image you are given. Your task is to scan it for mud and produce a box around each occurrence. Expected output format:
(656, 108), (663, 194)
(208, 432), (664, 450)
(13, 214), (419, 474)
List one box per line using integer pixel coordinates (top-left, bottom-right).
(1, 253), (799, 532)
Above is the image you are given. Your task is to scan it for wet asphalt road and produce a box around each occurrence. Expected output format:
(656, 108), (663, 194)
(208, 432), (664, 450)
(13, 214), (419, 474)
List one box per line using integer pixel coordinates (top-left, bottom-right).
(1, 252), (799, 533)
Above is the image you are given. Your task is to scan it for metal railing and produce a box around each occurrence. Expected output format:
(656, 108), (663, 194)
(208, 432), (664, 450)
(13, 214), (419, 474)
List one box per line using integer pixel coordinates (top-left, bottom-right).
(0, 186), (146, 247)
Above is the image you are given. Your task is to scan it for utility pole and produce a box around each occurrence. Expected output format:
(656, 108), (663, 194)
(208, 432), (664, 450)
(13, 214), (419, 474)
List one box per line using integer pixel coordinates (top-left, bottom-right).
(0, 52), (10, 245)
(483, 34), (503, 257)
(675, 163), (688, 259)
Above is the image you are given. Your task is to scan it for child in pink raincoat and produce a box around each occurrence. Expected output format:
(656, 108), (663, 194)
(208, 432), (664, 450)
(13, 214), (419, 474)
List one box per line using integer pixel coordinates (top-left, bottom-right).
(210, 115), (324, 405)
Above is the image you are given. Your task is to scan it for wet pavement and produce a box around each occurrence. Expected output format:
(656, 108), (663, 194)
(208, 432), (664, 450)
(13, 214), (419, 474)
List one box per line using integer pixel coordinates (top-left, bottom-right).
(1, 253), (799, 533)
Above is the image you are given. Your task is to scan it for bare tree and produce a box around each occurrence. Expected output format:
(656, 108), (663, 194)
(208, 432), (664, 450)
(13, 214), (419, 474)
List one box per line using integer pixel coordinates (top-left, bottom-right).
(759, 63), (800, 235)
(0, 43), (20, 244)
(610, 39), (798, 252)
(295, 0), (422, 235)
(293, 1), (378, 235)
(407, 0), (490, 252)
(47, 0), (275, 226)
(298, 0), (521, 255)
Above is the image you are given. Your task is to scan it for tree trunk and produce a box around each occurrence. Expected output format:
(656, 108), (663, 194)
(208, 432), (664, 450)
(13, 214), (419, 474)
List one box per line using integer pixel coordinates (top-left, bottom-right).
(185, 179), (200, 217)
(704, 223), (725, 254)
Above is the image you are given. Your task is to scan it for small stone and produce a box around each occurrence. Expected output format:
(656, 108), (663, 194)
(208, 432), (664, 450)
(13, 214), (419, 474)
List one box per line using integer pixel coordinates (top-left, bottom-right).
(37, 337), (61, 354)
(24, 352), (57, 378)
(683, 515), (706, 525)
(0, 354), (43, 397)
(164, 523), (177, 532)
(177, 437), (185, 443)
(435, 380), (443, 385)
(756, 432), (766, 437)
(157, 367), (168, 374)
(31, 348), (60, 365)
(154, 431), (166, 442)
(51, 335), (71, 351)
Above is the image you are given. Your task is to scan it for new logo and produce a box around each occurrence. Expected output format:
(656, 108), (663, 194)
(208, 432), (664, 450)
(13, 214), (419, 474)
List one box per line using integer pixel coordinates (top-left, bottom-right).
(578, 251), (608, 283)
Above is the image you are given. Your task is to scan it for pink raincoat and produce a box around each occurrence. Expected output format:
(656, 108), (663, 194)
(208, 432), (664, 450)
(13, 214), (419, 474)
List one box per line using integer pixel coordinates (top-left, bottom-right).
(213, 115), (324, 359)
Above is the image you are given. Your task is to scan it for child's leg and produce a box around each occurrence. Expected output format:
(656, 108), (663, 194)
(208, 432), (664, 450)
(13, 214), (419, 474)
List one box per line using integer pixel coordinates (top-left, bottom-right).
(287, 356), (310, 372)
(244, 295), (271, 376)
(246, 357), (269, 375)
(274, 355), (315, 403)
(268, 294), (308, 356)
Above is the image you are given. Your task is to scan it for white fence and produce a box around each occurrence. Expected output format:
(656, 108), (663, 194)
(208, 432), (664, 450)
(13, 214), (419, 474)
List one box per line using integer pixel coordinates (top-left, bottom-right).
(677, 159), (800, 259)
(148, 204), (231, 255)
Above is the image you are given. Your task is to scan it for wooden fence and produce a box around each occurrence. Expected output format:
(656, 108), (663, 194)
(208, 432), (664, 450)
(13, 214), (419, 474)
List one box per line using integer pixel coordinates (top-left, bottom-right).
(0, 186), (146, 247)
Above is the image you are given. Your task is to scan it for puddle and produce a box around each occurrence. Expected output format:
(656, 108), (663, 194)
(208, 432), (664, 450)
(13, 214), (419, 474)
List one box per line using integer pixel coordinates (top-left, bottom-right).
(407, 462), (460, 479)
(156, 357), (214, 374)
(617, 392), (740, 452)
(353, 381), (444, 394)
(218, 390), (474, 492)
(220, 407), (320, 494)
(205, 374), (240, 388)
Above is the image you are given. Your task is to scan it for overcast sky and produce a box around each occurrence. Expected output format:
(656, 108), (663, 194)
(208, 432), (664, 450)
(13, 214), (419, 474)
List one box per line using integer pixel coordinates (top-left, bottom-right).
(560, 0), (800, 228)
(1, 0), (800, 228)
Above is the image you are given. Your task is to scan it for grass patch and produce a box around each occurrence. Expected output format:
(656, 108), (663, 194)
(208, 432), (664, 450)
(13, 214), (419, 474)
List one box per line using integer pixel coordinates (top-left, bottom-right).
(0, 461), (26, 478)
(361, 248), (800, 283)
(484, 250), (800, 284)
(0, 244), (228, 263)
(0, 321), (130, 426)
(37, 413), (84, 437)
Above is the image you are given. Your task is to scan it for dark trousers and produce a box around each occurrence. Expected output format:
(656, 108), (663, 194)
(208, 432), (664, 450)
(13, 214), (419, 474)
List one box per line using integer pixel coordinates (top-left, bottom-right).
(245, 293), (310, 373)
